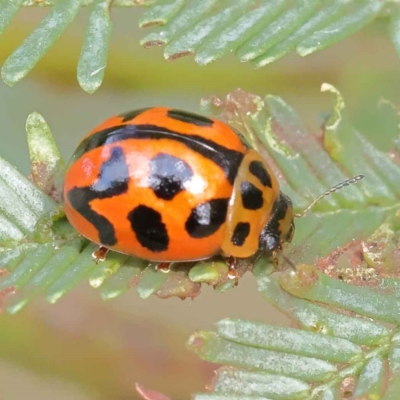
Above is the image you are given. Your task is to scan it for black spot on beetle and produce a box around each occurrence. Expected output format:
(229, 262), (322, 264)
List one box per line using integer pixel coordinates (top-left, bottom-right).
(68, 185), (118, 246)
(127, 205), (169, 252)
(231, 222), (251, 246)
(249, 160), (272, 187)
(240, 181), (264, 210)
(91, 147), (130, 195)
(67, 146), (130, 246)
(72, 124), (244, 185)
(185, 198), (229, 238)
(167, 109), (214, 127)
(148, 153), (193, 200)
(119, 108), (150, 122)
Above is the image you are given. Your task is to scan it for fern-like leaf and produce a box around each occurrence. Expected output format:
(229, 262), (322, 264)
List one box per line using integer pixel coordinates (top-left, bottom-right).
(189, 232), (400, 398)
(184, 88), (400, 400)
(188, 253), (400, 399)
(142, 0), (387, 68)
(1, 0), (398, 92)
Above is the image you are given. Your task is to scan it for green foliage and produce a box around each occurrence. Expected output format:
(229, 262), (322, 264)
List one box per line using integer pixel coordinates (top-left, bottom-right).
(183, 86), (400, 398)
(187, 205), (400, 398)
(188, 255), (400, 399)
(0, 0), (398, 93)
(77, 0), (113, 93)
(203, 86), (400, 264)
(2, 0), (83, 85)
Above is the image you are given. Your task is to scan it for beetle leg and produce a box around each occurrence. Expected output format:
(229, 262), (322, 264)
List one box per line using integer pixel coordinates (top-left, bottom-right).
(271, 250), (279, 268)
(92, 246), (109, 263)
(227, 256), (239, 286)
(156, 262), (171, 273)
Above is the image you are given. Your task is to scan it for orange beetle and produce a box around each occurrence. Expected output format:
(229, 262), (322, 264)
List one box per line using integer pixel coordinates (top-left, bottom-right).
(63, 107), (362, 278)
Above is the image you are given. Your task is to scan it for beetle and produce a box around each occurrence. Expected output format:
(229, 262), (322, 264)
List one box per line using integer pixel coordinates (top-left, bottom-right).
(63, 107), (363, 278)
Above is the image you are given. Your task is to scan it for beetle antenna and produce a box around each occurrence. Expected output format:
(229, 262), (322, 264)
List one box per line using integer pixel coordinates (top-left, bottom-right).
(295, 175), (364, 218)
(282, 253), (296, 270)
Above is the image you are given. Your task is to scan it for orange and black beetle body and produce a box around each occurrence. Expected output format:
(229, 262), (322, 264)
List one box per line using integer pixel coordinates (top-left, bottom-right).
(63, 107), (295, 270)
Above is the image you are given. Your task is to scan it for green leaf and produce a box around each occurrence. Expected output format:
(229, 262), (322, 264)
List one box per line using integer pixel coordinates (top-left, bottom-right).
(256, 273), (390, 346)
(297, 0), (383, 56)
(211, 369), (310, 399)
(353, 356), (385, 397)
(4, 239), (82, 314)
(188, 331), (338, 382)
(321, 84), (398, 204)
(279, 265), (400, 325)
(140, 0), (219, 48)
(0, 0), (24, 36)
(136, 264), (170, 299)
(253, 1), (347, 67)
(1, 0), (84, 86)
(142, 0), (391, 68)
(188, 87), (400, 399)
(216, 319), (362, 363)
(189, 261), (229, 285)
(194, 0), (286, 66)
(0, 157), (57, 246)
(188, 271), (399, 398)
(164, 0), (253, 61)
(0, 1), (397, 92)
(203, 87), (399, 264)
(99, 258), (147, 300)
(236, 0), (320, 62)
(77, 0), (113, 94)
(139, 0), (185, 28)
(26, 112), (66, 202)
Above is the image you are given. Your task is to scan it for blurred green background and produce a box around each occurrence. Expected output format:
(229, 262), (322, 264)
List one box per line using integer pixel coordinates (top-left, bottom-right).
(0, 7), (399, 400)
